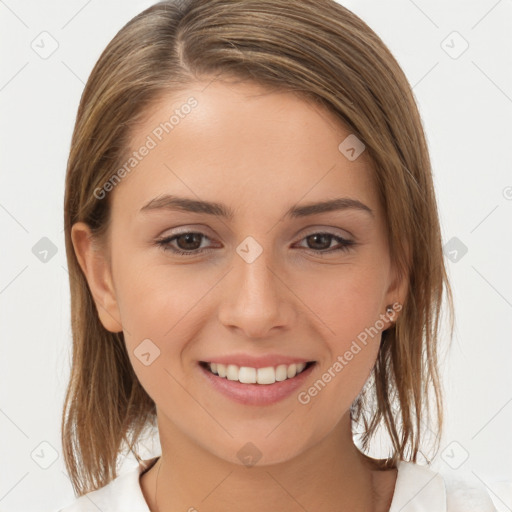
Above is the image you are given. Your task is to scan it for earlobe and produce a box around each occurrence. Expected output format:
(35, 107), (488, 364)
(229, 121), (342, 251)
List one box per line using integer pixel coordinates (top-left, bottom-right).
(383, 263), (409, 329)
(382, 237), (411, 323)
(70, 222), (123, 333)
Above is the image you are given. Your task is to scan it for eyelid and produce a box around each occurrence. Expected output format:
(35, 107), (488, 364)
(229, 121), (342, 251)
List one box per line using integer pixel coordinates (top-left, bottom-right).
(157, 224), (217, 239)
(154, 226), (357, 258)
(157, 224), (354, 243)
(299, 226), (354, 240)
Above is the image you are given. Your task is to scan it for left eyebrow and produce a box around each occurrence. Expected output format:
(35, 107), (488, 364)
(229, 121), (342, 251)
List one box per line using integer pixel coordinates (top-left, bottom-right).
(139, 194), (374, 220)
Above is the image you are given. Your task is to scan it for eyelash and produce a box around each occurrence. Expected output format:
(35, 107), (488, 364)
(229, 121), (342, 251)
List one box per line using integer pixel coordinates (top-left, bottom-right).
(154, 231), (356, 257)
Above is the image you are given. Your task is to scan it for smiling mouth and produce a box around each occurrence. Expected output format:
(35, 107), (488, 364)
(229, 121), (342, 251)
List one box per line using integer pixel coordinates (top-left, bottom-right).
(199, 361), (316, 385)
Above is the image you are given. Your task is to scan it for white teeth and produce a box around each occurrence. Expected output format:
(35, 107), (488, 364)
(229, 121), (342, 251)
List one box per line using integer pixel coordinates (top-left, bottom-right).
(226, 364), (239, 381)
(275, 364), (288, 381)
(217, 363), (226, 378)
(239, 366), (256, 384)
(257, 367), (275, 385)
(287, 363), (297, 378)
(206, 361), (309, 384)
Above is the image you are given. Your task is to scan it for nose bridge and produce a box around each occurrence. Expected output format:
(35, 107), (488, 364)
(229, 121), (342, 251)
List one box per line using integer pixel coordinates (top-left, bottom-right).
(217, 240), (293, 337)
(238, 245), (278, 300)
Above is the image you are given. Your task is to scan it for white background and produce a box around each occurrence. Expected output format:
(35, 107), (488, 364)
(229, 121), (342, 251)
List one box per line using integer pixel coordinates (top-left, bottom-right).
(0, 0), (511, 510)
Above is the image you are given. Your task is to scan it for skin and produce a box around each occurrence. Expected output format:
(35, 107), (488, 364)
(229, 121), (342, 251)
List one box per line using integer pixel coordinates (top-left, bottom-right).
(72, 77), (408, 512)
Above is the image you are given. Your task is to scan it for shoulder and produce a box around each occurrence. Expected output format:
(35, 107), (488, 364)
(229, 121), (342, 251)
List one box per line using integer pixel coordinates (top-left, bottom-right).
(56, 458), (157, 512)
(390, 461), (496, 512)
(443, 470), (497, 512)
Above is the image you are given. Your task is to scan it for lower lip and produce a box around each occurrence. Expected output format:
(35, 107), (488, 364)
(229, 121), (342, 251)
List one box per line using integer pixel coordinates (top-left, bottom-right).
(198, 362), (316, 406)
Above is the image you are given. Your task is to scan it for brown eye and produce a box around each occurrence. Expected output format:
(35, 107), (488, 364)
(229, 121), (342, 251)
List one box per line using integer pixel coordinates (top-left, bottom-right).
(154, 230), (355, 257)
(174, 233), (203, 251)
(155, 232), (214, 256)
(296, 232), (355, 254)
(305, 233), (333, 250)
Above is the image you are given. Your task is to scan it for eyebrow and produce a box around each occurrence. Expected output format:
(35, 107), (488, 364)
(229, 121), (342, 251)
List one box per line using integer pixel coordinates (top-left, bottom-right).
(139, 194), (374, 219)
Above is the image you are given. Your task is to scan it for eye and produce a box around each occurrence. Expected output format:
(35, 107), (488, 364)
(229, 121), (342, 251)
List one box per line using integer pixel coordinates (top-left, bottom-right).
(155, 232), (217, 256)
(294, 232), (355, 254)
(154, 230), (356, 257)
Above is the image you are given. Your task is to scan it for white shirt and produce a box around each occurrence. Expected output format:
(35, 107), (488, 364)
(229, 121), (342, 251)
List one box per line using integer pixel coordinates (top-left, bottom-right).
(57, 457), (497, 511)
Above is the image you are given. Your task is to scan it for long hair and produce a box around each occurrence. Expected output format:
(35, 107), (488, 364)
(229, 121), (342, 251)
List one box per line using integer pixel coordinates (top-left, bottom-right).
(62, 0), (454, 495)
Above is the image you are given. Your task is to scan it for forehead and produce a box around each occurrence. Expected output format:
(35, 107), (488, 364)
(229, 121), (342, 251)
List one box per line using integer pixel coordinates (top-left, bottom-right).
(110, 79), (380, 223)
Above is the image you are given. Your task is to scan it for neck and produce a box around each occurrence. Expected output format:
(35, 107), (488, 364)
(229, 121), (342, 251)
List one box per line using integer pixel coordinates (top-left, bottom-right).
(141, 412), (393, 512)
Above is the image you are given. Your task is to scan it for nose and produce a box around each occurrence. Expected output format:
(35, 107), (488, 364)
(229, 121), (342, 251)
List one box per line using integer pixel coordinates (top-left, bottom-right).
(217, 248), (296, 339)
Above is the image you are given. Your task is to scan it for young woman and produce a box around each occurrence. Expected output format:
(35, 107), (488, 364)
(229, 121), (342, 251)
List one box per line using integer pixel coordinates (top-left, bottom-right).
(58, 0), (496, 510)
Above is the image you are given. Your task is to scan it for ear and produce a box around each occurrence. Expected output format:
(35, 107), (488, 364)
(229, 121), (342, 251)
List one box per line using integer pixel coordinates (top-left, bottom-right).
(382, 247), (410, 328)
(70, 222), (123, 333)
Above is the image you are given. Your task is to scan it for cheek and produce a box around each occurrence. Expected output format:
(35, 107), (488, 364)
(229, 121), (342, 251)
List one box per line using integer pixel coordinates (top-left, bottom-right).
(301, 263), (386, 341)
(295, 264), (385, 394)
(114, 252), (211, 339)
(113, 257), (218, 401)
(295, 273), (384, 424)
(115, 262), (200, 408)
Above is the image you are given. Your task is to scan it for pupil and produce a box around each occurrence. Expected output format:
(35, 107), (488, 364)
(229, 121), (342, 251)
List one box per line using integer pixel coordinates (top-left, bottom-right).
(178, 233), (201, 250)
(308, 234), (330, 250)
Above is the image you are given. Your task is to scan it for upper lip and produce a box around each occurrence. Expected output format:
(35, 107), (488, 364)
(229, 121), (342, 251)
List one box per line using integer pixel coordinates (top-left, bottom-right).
(200, 354), (315, 369)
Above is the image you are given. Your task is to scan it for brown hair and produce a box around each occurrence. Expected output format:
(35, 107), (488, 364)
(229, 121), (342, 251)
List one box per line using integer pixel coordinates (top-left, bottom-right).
(62, 0), (454, 496)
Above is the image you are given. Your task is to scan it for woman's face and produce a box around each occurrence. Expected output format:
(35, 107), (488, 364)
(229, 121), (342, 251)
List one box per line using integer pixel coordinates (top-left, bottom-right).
(73, 78), (406, 466)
